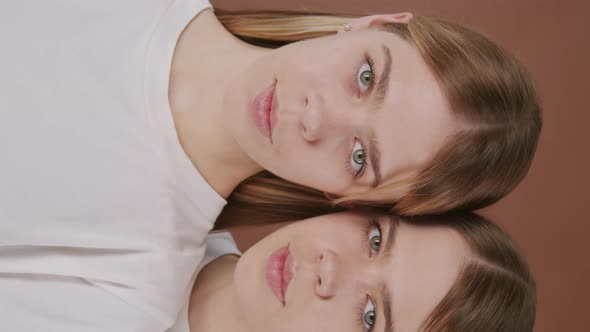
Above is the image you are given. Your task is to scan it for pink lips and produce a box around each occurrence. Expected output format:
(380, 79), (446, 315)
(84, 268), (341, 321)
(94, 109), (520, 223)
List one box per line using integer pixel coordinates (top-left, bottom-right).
(265, 245), (294, 305)
(252, 81), (277, 142)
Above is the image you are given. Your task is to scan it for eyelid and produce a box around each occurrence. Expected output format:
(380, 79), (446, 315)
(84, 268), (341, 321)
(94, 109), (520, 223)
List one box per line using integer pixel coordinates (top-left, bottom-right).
(358, 295), (377, 332)
(353, 53), (377, 98)
(355, 138), (368, 179)
(362, 55), (377, 94)
(347, 137), (368, 180)
(371, 220), (383, 256)
(363, 218), (382, 257)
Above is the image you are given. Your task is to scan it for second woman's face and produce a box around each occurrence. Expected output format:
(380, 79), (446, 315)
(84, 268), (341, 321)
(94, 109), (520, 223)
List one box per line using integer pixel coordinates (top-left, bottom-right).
(222, 26), (458, 197)
(232, 212), (470, 332)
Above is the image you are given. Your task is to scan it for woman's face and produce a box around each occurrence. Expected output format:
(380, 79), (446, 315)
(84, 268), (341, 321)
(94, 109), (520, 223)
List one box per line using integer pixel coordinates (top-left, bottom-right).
(223, 22), (458, 198)
(232, 212), (470, 332)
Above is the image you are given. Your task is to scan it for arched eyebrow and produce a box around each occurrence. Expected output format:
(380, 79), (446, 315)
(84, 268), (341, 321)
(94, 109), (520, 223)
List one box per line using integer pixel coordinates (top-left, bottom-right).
(382, 283), (394, 332)
(374, 44), (393, 112)
(381, 215), (399, 332)
(369, 44), (392, 188)
(368, 133), (381, 188)
(383, 215), (398, 256)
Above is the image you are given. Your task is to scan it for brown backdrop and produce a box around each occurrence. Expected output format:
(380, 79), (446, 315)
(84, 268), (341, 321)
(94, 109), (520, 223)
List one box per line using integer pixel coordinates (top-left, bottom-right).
(212, 1), (590, 331)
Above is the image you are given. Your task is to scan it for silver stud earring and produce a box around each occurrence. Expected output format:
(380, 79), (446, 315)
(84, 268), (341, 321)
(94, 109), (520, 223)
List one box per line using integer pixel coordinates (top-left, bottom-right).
(343, 24), (352, 31)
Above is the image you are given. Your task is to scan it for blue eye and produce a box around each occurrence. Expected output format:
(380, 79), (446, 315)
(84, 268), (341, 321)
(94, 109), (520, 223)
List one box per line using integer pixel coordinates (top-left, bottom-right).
(362, 298), (376, 330)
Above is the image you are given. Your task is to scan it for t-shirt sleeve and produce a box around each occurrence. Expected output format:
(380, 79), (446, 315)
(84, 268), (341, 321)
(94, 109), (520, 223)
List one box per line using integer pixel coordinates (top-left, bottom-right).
(200, 232), (242, 267)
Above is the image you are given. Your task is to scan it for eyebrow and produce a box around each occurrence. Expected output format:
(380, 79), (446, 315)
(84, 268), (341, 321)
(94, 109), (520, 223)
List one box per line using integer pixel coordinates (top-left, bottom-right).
(381, 215), (399, 332)
(368, 133), (382, 188)
(374, 44), (392, 112)
(368, 45), (392, 188)
(383, 215), (398, 256)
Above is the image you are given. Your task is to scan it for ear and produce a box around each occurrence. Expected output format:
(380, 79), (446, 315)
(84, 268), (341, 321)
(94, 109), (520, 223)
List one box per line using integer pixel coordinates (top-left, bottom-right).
(340, 12), (413, 33)
(367, 12), (413, 28)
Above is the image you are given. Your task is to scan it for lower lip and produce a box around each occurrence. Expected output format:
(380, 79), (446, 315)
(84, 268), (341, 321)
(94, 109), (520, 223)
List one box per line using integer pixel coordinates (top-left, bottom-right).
(265, 245), (294, 305)
(251, 81), (276, 141)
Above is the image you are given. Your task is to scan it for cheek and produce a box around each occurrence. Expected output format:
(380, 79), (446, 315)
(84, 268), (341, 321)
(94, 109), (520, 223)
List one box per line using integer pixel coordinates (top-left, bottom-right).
(279, 42), (353, 89)
(287, 305), (353, 332)
(251, 291), (355, 332)
(279, 165), (348, 195)
(231, 251), (260, 312)
(267, 139), (351, 194)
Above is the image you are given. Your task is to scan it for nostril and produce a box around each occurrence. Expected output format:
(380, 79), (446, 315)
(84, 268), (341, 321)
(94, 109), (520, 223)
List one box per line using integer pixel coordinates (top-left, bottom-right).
(300, 124), (309, 139)
(304, 97), (309, 107)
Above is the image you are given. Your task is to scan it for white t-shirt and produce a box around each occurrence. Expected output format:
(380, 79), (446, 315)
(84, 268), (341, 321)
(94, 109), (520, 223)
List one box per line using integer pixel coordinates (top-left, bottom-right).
(0, 0), (223, 331)
(167, 232), (241, 332)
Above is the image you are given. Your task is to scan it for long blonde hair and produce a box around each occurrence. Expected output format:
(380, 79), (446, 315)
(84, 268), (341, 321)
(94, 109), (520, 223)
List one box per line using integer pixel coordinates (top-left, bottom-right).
(214, 11), (542, 227)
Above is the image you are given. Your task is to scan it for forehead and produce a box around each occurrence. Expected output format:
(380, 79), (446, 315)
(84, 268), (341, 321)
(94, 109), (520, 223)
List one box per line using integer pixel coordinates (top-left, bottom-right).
(371, 32), (457, 184)
(388, 223), (469, 331)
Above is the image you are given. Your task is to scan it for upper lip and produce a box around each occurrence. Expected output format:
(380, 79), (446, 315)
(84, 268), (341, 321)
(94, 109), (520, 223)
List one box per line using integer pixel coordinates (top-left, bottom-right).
(282, 245), (294, 303)
(269, 81), (279, 142)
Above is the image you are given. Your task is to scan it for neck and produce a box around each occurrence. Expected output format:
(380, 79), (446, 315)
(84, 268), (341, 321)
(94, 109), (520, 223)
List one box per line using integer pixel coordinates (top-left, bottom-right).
(188, 255), (246, 332)
(169, 9), (267, 198)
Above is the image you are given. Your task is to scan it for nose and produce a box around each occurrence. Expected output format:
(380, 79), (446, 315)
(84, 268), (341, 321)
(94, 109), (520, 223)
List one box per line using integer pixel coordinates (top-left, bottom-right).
(314, 250), (339, 298)
(299, 93), (351, 142)
(313, 249), (379, 300)
(300, 104), (322, 142)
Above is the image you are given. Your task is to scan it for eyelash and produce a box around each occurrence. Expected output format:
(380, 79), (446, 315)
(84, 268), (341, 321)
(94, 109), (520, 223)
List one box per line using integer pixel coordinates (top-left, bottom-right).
(345, 138), (368, 179)
(356, 219), (382, 332)
(359, 55), (377, 96)
(363, 218), (383, 257)
(357, 295), (377, 332)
